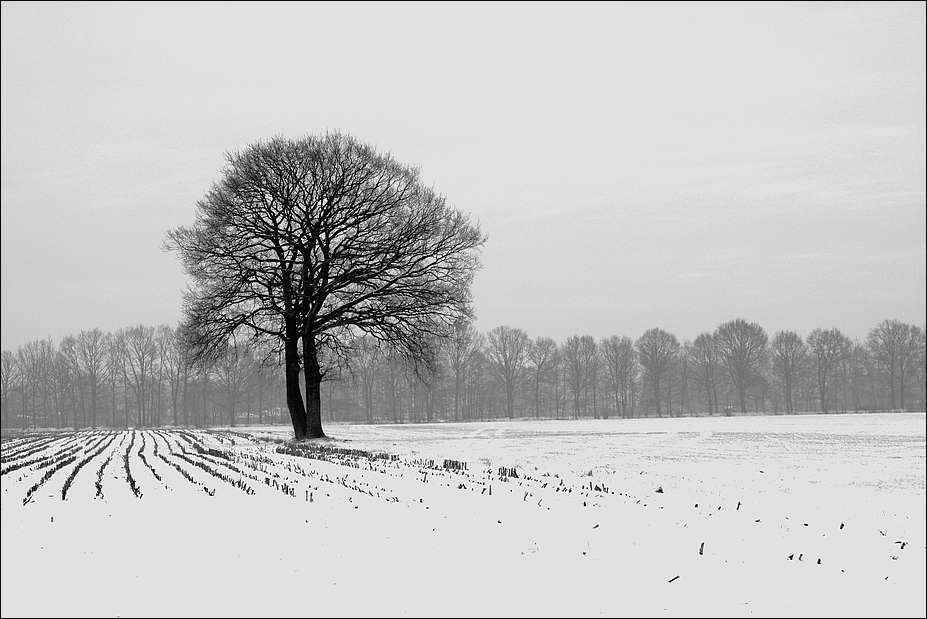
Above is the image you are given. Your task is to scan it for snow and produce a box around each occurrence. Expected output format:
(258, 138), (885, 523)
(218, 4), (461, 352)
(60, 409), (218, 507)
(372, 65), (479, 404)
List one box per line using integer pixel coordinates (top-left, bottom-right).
(2, 413), (924, 617)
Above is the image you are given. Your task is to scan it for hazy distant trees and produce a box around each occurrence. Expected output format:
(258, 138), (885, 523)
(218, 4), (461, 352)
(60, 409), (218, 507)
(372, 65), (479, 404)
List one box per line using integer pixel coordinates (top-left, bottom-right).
(18, 341), (42, 430)
(600, 336), (637, 418)
(636, 328), (680, 418)
(486, 326), (530, 419)
(583, 337), (601, 418)
(213, 340), (255, 426)
(528, 337), (558, 420)
(690, 333), (721, 416)
(677, 342), (691, 417)
(165, 132), (485, 439)
(1, 350), (17, 428)
(770, 331), (807, 415)
(562, 335), (598, 418)
(105, 333), (125, 427)
(444, 320), (481, 422)
(76, 328), (107, 428)
(714, 319), (768, 415)
(121, 325), (157, 428)
(2, 327), (287, 431)
(806, 328), (850, 413)
(2, 317), (925, 430)
(161, 326), (189, 427)
(351, 335), (381, 423)
(866, 319), (921, 410)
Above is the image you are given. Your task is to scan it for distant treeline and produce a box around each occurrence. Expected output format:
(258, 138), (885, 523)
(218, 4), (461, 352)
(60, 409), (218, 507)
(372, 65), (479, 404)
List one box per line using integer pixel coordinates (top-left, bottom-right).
(1, 318), (924, 430)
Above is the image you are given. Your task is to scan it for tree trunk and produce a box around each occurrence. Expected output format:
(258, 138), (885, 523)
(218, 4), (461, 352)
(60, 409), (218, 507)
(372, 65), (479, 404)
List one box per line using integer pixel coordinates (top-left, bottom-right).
(302, 334), (325, 439)
(285, 335), (308, 439)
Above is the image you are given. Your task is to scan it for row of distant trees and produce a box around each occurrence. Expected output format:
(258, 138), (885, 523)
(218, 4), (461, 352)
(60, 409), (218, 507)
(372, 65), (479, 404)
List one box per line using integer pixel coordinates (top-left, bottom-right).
(2, 318), (923, 430)
(0, 326), (287, 431)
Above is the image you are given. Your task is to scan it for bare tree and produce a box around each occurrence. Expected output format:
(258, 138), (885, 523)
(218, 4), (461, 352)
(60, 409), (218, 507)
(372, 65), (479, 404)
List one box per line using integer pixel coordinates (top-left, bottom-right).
(618, 337), (638, 418)
(105, 331), (126, 427)
(562, 335), (585, 418)
(18, 340), (44, 430)
(161, 325), (191, 426)
(58, 335), (83, 428)
(166, 132), (485, 439)
(528, 337), (558, 419)
(323, 364), (345, 423)
(636, 328), (679, 418)
(771, 330), (806, 415)
(838, 340), (869, 413)
(486, 326), (530, 419)
(351, 335), (381, 423)
(690, 332), (721, 415)
(445, 319), (480, 422)
(600, 336), (639, 418)
(677, 342), (691, 417)
(915, 325), (927, 411)
(866, 319), (920, 409)
(714, 319), (768, 415)
(464, 343), (487, 421)
(382, 351), (406, 423)
(579, 336), (601, 418)
(896, 323), (922, 410)
(253, 351), (278, 425)
(213, 339), (255, 426)
(1, 350), (18, 429)
(37, 338), (56, 428)
(121, 325), (157, 428)
(806, 328), (850, 413)
(76, 328), (108, 428)
(601, 336), (623, 417)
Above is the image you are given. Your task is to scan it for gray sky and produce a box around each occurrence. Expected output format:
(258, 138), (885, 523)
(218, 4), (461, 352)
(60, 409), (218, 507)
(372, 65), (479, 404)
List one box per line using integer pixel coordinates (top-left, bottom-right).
(2, 1), (925, 352)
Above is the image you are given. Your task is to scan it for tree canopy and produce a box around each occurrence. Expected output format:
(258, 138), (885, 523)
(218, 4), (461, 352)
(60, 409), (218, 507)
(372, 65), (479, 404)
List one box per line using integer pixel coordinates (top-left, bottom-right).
(165, 132), (485, 439)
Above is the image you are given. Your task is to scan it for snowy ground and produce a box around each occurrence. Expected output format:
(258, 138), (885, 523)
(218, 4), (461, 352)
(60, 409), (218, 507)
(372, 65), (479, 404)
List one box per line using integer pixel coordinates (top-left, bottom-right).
(2, 413), (924, 618)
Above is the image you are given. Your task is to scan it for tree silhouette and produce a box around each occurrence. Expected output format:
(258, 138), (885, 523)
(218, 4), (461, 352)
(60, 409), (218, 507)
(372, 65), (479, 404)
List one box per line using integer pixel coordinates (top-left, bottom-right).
(636, 328), (679, 418)
(714, 319), (768, 415)
(486, 326), (530, 419)
(166, 132), (485, 438)
(771, 330), (806, 415)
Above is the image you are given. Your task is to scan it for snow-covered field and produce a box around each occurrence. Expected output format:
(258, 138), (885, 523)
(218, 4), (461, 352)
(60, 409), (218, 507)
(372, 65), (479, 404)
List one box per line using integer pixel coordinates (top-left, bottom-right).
(2, 413), (924, 618)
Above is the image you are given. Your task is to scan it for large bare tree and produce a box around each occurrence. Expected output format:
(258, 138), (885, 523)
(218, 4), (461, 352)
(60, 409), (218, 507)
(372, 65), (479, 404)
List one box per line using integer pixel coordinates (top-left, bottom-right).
(486, 325), (530, 419)
(714, 319), (768, 415)
(166, 132), (485, 439)
(635, 328), (679, 418)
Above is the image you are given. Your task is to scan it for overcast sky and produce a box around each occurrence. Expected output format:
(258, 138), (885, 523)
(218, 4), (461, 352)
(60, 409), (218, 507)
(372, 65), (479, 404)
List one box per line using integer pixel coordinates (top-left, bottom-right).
(2, 1), (924, 352)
